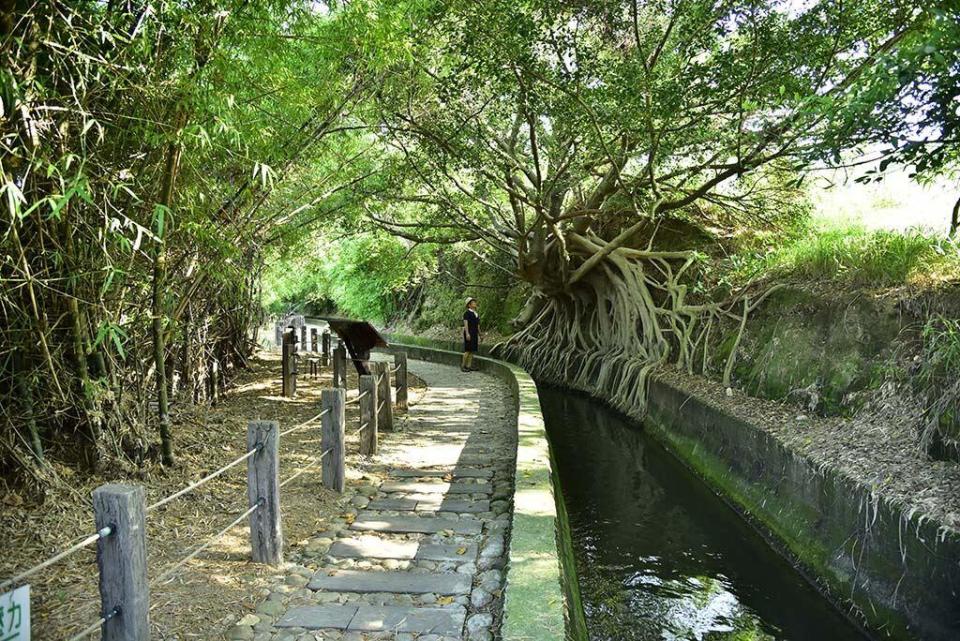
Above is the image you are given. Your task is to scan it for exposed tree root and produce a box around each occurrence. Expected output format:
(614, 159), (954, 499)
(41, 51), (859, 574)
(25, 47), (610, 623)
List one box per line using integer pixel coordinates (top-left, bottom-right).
(498, 244), (781, 418)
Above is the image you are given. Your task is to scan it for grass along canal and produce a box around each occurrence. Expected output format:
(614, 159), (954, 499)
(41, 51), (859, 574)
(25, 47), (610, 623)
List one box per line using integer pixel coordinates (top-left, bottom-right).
(538, 386), (871, 641)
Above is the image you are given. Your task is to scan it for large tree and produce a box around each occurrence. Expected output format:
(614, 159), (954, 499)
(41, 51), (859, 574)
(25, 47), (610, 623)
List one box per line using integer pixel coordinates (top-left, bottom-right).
(360, 0), (926, 410)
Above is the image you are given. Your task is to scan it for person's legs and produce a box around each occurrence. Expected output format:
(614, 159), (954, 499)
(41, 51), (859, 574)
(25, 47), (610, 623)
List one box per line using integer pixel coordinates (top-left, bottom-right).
(465, 351), (474, 369)
(461, 351), (471, 371)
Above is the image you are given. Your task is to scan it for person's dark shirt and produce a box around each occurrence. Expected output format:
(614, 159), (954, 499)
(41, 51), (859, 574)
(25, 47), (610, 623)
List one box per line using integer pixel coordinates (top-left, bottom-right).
(463, 309), (479, 337)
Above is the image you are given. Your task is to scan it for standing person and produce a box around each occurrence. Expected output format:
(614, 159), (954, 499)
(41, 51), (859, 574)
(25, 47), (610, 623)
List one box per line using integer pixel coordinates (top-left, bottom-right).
(462, 297), (480, 372)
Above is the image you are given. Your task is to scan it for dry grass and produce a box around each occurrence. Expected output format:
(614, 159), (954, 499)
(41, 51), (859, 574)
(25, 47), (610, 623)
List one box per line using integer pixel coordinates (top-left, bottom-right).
(0, 351), (425, 640)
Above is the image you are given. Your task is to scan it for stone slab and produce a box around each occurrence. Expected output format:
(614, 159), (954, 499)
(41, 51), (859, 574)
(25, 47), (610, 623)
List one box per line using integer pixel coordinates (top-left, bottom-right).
(370, 496), (490, 513)
(389, 467), (493, 479)
(351, 514), (482, 535)
(276, 604), (358, 629)
(309, 569), (471, 595)
(419, 499), (490, 513)
(367, 497), (419, 511)
(329, 537), (478, 562)
(380, 481), (492, 495)
(348, 605), (466, 635)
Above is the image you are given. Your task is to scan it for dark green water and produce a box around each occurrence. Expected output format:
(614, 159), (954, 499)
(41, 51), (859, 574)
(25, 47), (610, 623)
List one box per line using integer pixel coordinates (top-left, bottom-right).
(538, 386), (871, 641)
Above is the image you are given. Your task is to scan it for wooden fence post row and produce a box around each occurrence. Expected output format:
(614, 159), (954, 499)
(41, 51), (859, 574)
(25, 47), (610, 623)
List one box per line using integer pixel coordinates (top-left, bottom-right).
(84, 351), (410, 640)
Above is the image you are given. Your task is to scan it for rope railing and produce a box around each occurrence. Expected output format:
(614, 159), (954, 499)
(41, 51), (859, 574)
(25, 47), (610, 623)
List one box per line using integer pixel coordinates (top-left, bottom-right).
(153, 500), (264, 586)
(279, 448), (334, 489)
(279, 407), (330, 437)
(147, 446), (260, 513)
(0, 526), (112, 592)
(65, 607), (120, 641)
(43, 348), (409, 639)
(345, 390), (369, 406)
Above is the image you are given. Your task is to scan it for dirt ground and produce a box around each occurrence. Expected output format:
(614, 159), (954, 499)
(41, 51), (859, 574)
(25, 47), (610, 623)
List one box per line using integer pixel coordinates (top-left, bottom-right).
(0, 351), (425, 640)
(657, 364), (960, 535)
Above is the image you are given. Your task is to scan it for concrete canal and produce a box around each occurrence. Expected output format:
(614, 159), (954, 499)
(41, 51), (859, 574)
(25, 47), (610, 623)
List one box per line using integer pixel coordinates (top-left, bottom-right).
(539, 386), (871, 641)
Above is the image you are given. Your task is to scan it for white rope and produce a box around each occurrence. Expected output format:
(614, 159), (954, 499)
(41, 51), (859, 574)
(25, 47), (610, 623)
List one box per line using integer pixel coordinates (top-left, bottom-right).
(280, 407), (330, 437)
(147, 447), (259, 512)
(355, 422), (370, 435)
(65, 614), (107, 641)
(0, 526), (112, 591)
(279, 448), (334, 489)
(153, 501), (262, 585)
(345, 390), (369, 406)
(377, 401), (385, 413)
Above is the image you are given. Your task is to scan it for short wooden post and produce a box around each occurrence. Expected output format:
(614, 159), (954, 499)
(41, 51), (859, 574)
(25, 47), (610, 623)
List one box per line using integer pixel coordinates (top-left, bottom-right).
(395, 352), (408, 411)
(310, 328), (318, 353)
(321, 388), (345, 492)
(247, 420), (282, 564)
(375, 362), (394, 431)
(275, 323), (282, 348)
(93, 484), (150, 641)
(359, 374), (378, 456)
(282, 328), (297, 397)
(300, 325), (307, 352)
(333, 342), (347, 388)
(322, 331), (330, 367)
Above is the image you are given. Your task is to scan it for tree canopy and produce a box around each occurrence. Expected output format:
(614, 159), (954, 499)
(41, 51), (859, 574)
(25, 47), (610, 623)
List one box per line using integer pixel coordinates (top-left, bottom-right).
(2, 0), (957, 477)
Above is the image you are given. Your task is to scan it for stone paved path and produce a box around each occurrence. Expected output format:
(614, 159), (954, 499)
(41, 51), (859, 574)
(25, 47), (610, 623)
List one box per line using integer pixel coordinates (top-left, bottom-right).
(226, 359), (517, 641)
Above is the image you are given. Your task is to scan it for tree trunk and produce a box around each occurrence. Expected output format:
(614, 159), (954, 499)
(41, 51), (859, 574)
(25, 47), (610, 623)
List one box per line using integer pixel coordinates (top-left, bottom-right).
(13, 348), (44, 463)
(152, 113), (185, 466)
(950, 193), (959, 237)
(63, 204), (105, 447)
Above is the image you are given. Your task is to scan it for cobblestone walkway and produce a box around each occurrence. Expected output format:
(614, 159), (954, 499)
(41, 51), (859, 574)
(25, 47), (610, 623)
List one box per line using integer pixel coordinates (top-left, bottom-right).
(226, 359), (517, 641)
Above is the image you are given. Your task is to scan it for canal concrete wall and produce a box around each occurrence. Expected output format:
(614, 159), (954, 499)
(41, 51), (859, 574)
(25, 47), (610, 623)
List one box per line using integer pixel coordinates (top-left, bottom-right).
(377, 340), (589, 641)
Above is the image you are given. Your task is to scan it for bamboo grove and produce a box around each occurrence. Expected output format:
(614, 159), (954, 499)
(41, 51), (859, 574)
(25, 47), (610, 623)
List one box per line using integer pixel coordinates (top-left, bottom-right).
(0, 1), (387, 480)
(3, 1), (959, 481)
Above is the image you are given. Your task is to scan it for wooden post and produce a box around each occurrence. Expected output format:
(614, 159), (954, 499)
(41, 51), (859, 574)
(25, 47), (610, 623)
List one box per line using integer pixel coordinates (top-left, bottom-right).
(333, 342), (347, 388)
(282, 328), (297, 397)
(300, 325), (307, 353)
(247, 420), (282, 564)
(93, 484), (150, 641)
(359, 374), (378, 456)
(310, 328), (318, 353)
(374, 362), (394, 431)
(321, 388), (345, 491)
(322, 330), (330, 367)
(395, 352), (408, 411)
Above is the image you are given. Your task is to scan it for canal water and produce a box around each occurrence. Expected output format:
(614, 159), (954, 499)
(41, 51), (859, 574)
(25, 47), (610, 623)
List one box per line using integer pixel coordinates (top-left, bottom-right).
(538, 386), (871, 641)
